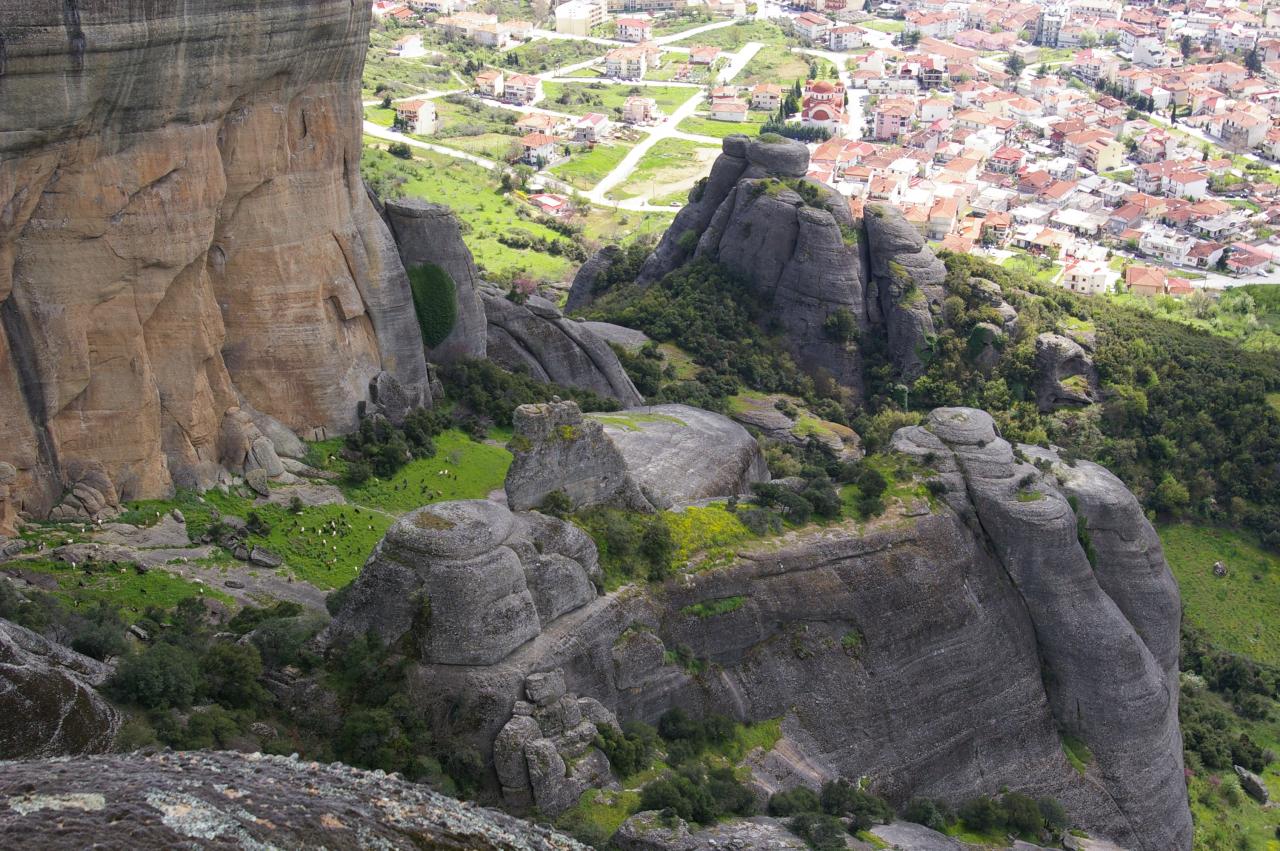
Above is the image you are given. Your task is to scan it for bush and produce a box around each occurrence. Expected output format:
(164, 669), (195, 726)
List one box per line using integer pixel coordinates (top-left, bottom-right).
(769, 786), (821, 816)
(539, 490), (573, 518)
(639, 760), (754, 825)
(902, 798), (952, 832)
(200, 642), (266, 709)
(408, 264), (458, 349)
(819, 779), (891, 831)
(958, 795), (1003, 832)
(1000, 791), (1043, 835)
(388, 141), (412, 159)
(595, 722), (653, 777)
(109, 642), (200, 710)
(788, 812), (847, 850)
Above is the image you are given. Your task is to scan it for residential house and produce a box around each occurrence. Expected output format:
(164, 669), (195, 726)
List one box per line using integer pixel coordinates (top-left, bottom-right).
(1126, 265), (1192, 296)
(516, 112), (564, 135)
(905, 11), (963, 38)
(1226, 244), (1275, 275)
(575, 112), (612, 142)
(1138, 228), (1196, 265)
(1082, 139), (1126, 174)
(874, 99), (915, 141)
(394, 98), (438, 134)
(616, 16), (653, 41)
(1062, 258), (1112, 295)
(519, 132), (558, 165)
(988, 145), (1025, 174)
(528, 193), (572, 217)
(1166, 169), (1209, 200)
(504, 74), (541, 105)
(623, 95), (658, 124)
(827, 25), (865, 51)
(689, 45), (721, 65)
(555, 0), (606, 36)
(392, 34), (427, 58)
(793, 12), (834, 42)
(604, 44), (659, 78)
(981, 211), (1013, 244)
(750, 83), (784, 112)
(710, 99), (750, 122)
(919, 98), (952, 124)
(927, 197), (959, 240)
(475, 69), (504, 98)
(1220, 109), (1268, 150)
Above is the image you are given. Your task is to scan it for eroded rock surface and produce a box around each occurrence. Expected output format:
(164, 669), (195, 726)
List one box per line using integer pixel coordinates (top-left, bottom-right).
(504, 401), (768, 512)
(1, 1), (430, 520)
(485, 290), (644, 406)
(329, 407), (1188, 849)
(0, 751), (585, 850)
(614, 812), (809, 851)
(0, 618), (120, 759)
(633, 136), (953, 400)
(1034, 333), (1099, 412)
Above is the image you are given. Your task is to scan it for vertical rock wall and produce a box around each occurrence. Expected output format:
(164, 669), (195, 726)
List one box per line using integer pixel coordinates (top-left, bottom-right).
(0, 1), (429, 517)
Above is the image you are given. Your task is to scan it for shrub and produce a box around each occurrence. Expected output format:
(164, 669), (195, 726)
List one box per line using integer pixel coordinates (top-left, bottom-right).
(769, 786), (821, 816)
(819, 779), (891, 831)
(595, 722), (653, 777)
(408, 264), (458, 349)
(1000, 791), (1043, 835)
(109, 642), (200, 710)
(539, 490), (573, 518)
(958, 795), (1003, 832)
(787, 813), (847, 851)
(902, 798), (952, 832)
(200, 642), (266, 709)
(388, 141), (412, 159)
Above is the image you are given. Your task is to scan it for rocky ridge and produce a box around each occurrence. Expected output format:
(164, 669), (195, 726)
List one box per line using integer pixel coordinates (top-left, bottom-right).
(0, 750), (586, 850)
(571, 135), (950, 402)
(324, 407), (1190, 849)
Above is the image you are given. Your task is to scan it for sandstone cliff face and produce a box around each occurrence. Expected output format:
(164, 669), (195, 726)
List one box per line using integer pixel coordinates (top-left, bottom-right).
(0, 751), (586, 850)
(0, 1), (430, 519)
(328, 408), (1189, 849)
(629, 136), (953, 401)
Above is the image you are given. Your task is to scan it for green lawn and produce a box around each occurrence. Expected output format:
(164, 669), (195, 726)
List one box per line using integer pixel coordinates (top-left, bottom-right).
(362, 30), (456, 98)
(362, 142), (577, 282)
(565, 66), (603, 78)
(550, 141), (635, 190)
(427, 97), (520, 160)
(337, 431), (512, 513)
(652, 14), (726, 36)
(11, 560), (233, 624)
(677, 111), (767, 139)
(1159, 524), (1280, 667)
(542, 81), (696, 117)
(860, 18), (905, 33)
(365, 106), (396, 127)
(429, 132), (517, 162)
(1002, 252), (1061, 285)
(612, 138), (719, 199)
(667, 19), (792, 49)
(736, 44), (832, 87)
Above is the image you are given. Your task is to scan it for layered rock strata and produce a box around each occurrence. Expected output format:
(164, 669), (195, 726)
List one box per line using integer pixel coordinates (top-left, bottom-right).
(0, 1), (430, 519)
(328, 408), (1190, 849)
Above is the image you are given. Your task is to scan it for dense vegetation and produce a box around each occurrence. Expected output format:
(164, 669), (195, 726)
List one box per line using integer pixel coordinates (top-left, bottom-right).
(408, 264), (458, 349)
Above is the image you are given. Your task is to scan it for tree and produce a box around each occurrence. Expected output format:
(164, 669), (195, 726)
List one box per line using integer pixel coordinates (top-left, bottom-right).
(1245, 48), (1262, 73)
(1005, 53), (1026, 76)
(1035, 63), (1049, 78)
(200, 642), (266, 708)
(1179, 34), (1193, 59)
(109, 643), (200, 710)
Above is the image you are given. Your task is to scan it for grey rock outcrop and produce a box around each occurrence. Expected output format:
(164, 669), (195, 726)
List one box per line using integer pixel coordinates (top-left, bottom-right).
(892, 408), (1189, 850)
(0, 618), (120, 758)
(1235, 765), (1269, 803)
(485, 290), (644, 406)
(494, 669), (620, 813)
(0, 463), (18, 537)
(728, 394), (863, 461)
(578, 321), (652, 352)
(614, 813), (809, 851)
(382, 197), (488, 364)
(637, 136), (952, 399)
(1034, 333), (1099, 412)
(871, 822), (966, 850)
(0, 750), (586, 850)
(504, 401), (768, 512)
(327, 407), (1188, 849)
(47, 460), (121, 524)
(322, 500), (600, 665)
(566, 244), (622, 313)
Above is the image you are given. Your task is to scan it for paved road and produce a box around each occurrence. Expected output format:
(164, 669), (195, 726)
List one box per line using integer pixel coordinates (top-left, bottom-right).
(653, 18), (739, 46)
(718, 41), (763, 83)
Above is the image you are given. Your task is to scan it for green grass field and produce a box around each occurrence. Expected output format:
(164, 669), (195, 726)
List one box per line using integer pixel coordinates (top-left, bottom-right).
(1159, 524), (1280, 667)
(362, 142), (576, 281)
(12, 560), (234, 623)
(677, 111), (767, 139)
(736, 44), (832, 87)
(542, 81), (696, 117)
(612, 138), (719, 199)
(860, 18), (905, 33)
(338, 431), (512, 513)
(550, 141), (635, 190)
(365, 106), (396, 127)
(667, 19), (791, 49)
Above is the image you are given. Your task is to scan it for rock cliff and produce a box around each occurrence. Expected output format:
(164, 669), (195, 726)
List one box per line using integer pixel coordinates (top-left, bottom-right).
(604, 136), (953, 402)
(327, 407), (1190, 849)
(0, 750), (586, 850)
(0, 1), (430, 520)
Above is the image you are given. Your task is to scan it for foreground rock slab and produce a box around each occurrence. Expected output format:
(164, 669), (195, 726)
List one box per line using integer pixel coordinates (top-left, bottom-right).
(0, 751), (585, 850)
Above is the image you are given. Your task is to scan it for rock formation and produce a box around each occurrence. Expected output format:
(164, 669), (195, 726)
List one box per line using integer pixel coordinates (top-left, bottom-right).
(0, 618), (120, 759)
(0, 750), (586, 850)
(1033, 332), (1100, 412)
(504, 401), (769, 512)
(328, 407), (1189, 849)
(0, 1), (430, 520)
(381, 197), (489, 365)
(627, 136), (953, 401)
(614, 812), (808, 850)
(484, 288), (645, 406)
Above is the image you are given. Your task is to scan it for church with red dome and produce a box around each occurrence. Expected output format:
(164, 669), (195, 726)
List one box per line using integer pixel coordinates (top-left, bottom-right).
(801, 78), (846, 133)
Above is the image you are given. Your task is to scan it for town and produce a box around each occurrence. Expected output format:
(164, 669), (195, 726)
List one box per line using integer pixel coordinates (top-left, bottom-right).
(363, 0), (1280, 295)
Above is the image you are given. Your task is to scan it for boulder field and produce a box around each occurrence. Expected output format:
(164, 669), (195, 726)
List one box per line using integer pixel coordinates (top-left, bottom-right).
(325, 407), (1191, 850)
